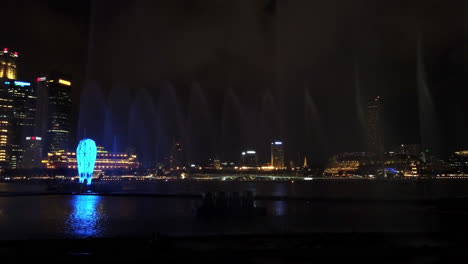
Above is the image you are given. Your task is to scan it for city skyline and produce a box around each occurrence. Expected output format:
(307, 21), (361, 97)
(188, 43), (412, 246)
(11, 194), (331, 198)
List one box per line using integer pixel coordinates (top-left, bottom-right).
(1, 0), (468, 166)
(3, 2), (468, 257)
(1, 44), (467, 170)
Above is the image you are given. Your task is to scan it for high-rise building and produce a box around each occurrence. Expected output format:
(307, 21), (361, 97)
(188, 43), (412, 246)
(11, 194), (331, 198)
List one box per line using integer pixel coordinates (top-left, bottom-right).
(0, 82), (12, 169)
(35, 75), (72, 155)
(171, 139), (183, 168)
(241, 150), (257, 167)
(270, 141), (285, 169)
(366, 96), (384, 159)
(3, 80), (36, 169)
(0, 80), (36, 169)
(34, 77), (48, 139)
(0, 48), (18, 80)
(21, 136), (43, 169)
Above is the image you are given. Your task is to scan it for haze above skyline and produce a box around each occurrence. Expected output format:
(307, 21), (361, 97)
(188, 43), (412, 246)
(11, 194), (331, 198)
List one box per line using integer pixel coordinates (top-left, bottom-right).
(2, 0), (468, 165)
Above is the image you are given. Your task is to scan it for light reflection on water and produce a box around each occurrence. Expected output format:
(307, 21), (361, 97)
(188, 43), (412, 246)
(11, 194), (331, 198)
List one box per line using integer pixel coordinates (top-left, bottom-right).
(273, 200), (287, 216)
(65, 195), (107, 237)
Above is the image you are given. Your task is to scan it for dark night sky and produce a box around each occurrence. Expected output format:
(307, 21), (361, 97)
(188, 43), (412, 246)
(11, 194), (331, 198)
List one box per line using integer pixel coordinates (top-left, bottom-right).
(2, 0), (468, 166)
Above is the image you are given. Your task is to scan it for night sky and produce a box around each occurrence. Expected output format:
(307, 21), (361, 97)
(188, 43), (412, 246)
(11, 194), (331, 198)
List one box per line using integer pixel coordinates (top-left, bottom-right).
(2, 0), (468, 166)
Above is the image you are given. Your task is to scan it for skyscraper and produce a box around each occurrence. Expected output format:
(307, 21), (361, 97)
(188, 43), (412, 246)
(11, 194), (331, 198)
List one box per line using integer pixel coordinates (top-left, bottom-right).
(241, 150), (258, 167)
(366, 96), (384, 159)
(35, 75), (72, 155)
(21, 136), (43, 169)
(0, 48), (18, 80)
(0, 82), (12, 169)
(170, 139), (183, 168)
(0, 48), (35, 169)
(270, 141), (285, 169)
(3, 80), (36, 169)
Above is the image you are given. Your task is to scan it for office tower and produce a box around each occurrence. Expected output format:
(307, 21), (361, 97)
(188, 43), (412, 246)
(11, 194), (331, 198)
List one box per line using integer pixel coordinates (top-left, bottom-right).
(241, 150), (258, 167)
(270, 141), (285, 169)
(34, 77), (48, 139)
(0, 81), (12, 169)
(171, 139), (183, 167)
(0, 48), (18, 80)
(35, 75), (72, 154)
(3, 80), (36, 168)
(366, 96), (384, 159)
(21, 136), (43, 169)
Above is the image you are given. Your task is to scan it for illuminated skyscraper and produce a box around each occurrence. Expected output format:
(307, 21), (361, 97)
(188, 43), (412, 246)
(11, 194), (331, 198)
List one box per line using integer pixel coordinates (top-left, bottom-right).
(270, 141), (285, 169)
(3, 80), (36, 169)
(0, 82), (12, 168)
(35, 75), (72, 154)
(366, 96), (384, 159)
(0, 48), (35, 169)
(0, 48), (18, 80)
(241, 150), (258, 167)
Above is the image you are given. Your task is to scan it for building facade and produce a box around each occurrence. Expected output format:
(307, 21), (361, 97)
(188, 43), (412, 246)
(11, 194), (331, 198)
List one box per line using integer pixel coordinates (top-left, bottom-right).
(35, 76), (72, 155)
(270, 141), (285, 169)
(366, 96), (384, 160)
(0, 80), (36, 169)
(44, 146), (138, 172)
(0, 48), (18, 80)
(241, 150), (258, 167)
(4, 80), (36, 169)
(21, 136), (43, 169)
(324, 152), (367, 176)
(0, 82), (12, 169)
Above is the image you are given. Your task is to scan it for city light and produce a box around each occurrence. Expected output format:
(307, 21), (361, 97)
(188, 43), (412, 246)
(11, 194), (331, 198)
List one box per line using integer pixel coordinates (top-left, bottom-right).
(3, 48), (7, 53)
(455, 150), (468, 157)
(13, 81), (31, 87)
(26, 136), (42, 140)
(274, 141), (282, 145)
(36, 77), (46, 82)
(58, 79), (71, 86)
(246, 151), (256, 154)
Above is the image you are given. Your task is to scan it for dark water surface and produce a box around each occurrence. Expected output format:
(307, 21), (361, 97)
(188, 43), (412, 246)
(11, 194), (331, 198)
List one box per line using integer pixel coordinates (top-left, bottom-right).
(1, 180), (466, 240)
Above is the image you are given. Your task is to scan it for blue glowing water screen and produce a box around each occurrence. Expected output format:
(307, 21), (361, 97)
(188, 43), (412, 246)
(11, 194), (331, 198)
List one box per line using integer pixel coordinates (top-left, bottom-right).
(77, 139), (97, 185)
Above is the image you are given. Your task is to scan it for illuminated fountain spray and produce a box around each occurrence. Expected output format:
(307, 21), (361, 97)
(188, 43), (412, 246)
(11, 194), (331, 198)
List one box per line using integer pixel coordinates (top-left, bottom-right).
(77, 139), (97, 185)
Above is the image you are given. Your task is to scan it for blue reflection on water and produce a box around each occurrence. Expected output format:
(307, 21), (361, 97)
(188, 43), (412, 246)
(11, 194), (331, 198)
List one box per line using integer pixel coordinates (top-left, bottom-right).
(66, 195), (105, 237)
(273, 200), (287, 216)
